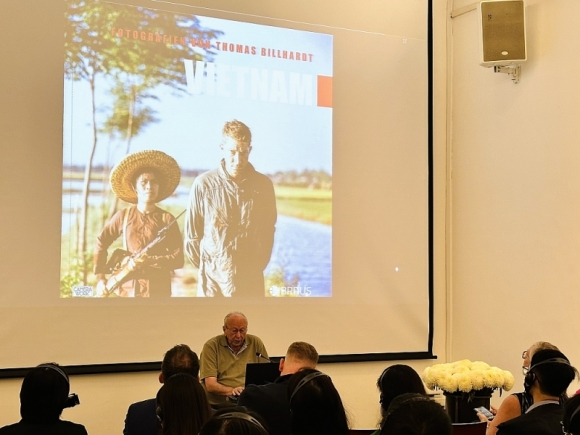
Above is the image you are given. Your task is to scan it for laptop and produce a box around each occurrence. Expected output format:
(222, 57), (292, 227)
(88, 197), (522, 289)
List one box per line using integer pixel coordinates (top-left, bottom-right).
(245, 362), (280, 386)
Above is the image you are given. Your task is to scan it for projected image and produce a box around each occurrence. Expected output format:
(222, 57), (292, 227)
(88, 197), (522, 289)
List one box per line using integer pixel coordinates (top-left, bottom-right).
(61, 0), (333, 298)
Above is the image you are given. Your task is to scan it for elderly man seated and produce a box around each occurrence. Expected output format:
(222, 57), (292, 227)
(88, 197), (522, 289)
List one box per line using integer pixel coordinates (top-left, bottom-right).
(200, 312), (268, 408)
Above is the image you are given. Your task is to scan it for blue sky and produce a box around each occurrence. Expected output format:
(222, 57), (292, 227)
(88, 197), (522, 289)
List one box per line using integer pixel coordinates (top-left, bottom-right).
(63, 8), (333, 174)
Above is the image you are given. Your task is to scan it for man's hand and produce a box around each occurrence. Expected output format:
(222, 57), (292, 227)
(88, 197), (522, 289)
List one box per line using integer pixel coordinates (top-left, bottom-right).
(204, 377), (244, 397)
(231, 386), (244, 396)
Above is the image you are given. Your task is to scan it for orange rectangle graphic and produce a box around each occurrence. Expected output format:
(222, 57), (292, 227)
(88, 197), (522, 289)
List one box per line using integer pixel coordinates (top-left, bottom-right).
(317, 75), (333, 108)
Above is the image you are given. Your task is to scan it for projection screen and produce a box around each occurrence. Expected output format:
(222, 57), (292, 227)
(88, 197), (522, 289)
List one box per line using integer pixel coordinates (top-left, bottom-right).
(0, 0), (432, 370)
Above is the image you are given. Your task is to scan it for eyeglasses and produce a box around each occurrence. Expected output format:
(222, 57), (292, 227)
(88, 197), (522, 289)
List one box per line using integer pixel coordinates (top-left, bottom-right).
(226, 327), (247, 335)
(522, 350), (530, 375)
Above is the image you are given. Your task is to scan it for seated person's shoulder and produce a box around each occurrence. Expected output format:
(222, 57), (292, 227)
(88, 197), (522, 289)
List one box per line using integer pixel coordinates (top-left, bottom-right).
(238, 383), (261, 401)
(247, 334), (266, 349)
(501, 394), (523, 413)
(60, 420), (88, 435)
(124, 397), (159, 435)
(496, 413), (519, 432)
(0, 420), (87, 435)
(127, 397), (156, 412)
(202, 335), (222, 349)
(496, 410), (542, 435)
(0, 423), (17, 434)
(200, 336), (223, 363)
(493, 394), (523, 423)
(125, 397), (157, 423)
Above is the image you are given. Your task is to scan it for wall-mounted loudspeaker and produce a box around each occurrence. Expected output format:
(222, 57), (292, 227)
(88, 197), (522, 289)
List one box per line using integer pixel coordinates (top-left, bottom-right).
(478, 0), (526, 67)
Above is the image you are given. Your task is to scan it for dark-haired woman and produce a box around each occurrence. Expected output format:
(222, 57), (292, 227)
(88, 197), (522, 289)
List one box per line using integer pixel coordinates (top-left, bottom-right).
(373, 364), (427, 434)
(156, 373), (212, 435)
(287, 368), (349, 435)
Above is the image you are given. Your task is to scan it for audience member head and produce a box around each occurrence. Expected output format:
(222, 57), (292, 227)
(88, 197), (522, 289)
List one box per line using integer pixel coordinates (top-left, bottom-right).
(563, 393), (580, 435)
(525, 349), (577, 397)
(380, 393), (452, 435)
(287, 368), (349, 435)
(280, 341), (319, 375)
(160, 344), (200, 382)
(199, 406), (269, 435)
(376, 365), (427, 416)
(155, 373), (212, 435)
(522, 341), (559, 373)
(20, 363), (72, 424)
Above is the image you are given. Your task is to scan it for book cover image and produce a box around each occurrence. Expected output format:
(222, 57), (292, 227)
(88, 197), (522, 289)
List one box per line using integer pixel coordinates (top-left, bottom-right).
(61, 0), (333, 298)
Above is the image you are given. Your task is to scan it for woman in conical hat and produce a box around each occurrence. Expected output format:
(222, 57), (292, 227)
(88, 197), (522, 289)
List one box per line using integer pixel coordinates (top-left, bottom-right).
(93, 150), (184, 297)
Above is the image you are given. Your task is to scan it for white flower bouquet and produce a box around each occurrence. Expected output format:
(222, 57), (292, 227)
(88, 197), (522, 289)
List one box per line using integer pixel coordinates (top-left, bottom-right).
(422, 359), (515, 395)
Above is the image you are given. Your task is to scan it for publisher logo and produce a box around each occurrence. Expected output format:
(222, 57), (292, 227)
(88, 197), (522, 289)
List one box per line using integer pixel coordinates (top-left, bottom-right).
(269, 285), (312, 297)
(72, 285), (94, 297)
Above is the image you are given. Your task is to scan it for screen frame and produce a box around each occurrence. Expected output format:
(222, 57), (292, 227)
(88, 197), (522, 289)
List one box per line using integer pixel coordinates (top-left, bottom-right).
(0, 0), (434, 376)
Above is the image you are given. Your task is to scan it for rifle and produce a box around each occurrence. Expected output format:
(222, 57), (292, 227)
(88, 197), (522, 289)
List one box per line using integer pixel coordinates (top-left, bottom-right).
(102, 210), (185, 296)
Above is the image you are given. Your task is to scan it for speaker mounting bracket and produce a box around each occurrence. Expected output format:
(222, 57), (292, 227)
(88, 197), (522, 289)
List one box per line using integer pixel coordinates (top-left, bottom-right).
(493, 64), (521, 84)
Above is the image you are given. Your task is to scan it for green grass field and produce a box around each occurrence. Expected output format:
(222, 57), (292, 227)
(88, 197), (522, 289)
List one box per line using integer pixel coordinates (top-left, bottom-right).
(274, 186), (332, 225)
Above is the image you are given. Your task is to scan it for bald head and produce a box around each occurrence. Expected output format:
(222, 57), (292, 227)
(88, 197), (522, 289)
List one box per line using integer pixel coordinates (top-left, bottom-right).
(222, 312), (248, 353)
(223, 312), (248, 326)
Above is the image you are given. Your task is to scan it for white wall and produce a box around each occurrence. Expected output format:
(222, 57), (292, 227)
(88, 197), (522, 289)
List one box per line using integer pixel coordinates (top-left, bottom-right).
(448, 0), (580, 403)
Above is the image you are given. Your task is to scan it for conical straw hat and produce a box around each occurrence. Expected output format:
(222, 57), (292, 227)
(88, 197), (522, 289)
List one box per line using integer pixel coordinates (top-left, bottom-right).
(109, 150), (181, 204)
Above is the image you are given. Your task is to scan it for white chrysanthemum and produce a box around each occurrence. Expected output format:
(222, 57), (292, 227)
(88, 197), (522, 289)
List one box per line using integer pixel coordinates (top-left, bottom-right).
(472, 361), (491, 370)
(453, 359), (473, 369)
(424, 360), (514, 393)
(471, 372), (486, 390)
(489, 367), (504, 386)
(425, 365), (449, 390)
(422, 367), (438, 390)
(456, 372), (473, 393)
(502, 370), (515, 391)
(440, 373), (458, 393)
(482, 370), (496, 388)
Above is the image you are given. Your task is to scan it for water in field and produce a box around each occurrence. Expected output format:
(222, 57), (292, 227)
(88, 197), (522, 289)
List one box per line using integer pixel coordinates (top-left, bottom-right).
(266, 215), (331, 297)
(62, 180), (332, 297)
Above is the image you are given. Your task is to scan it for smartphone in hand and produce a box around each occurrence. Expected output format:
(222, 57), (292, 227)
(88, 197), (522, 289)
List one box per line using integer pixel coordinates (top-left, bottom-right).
(474, 406), (494, 420)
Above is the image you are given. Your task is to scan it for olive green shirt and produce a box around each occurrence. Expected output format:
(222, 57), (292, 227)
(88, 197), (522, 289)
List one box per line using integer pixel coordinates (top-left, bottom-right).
(200, 334), (268, 405)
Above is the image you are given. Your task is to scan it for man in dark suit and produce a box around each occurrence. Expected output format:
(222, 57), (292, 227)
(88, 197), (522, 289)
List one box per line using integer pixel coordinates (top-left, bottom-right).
(123, 344), (200, 435)
(238, 342), (318, 435)
(497, 349), (577, 435)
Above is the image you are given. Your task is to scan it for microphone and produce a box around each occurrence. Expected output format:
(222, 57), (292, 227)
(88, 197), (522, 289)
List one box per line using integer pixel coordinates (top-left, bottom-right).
(256, 352), (274, 363)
